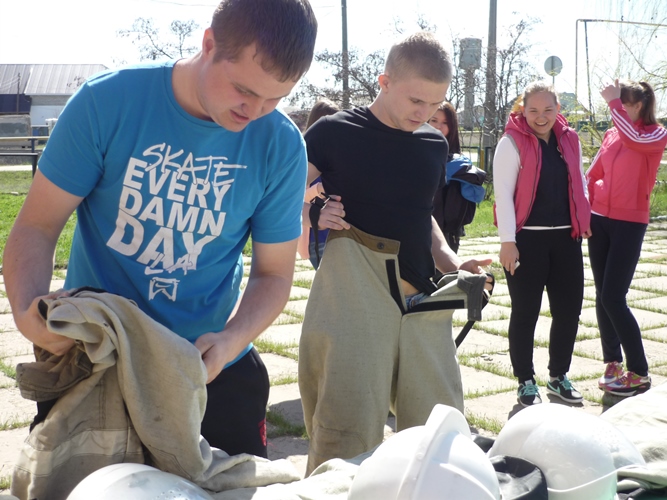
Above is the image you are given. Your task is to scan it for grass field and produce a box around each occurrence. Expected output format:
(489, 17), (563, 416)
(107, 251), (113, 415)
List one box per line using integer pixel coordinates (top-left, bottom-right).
(1, 167), (666, 268)
(0, 171), (75, 269)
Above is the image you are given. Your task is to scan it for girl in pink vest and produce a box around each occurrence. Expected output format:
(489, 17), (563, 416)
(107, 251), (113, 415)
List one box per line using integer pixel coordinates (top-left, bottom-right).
(494, 81), (591, 407)
(587, 79), (667, 397)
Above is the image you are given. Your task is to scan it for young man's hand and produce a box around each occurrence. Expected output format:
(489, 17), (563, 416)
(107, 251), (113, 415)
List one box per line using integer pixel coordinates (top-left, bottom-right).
(17, 290), (77, 356)
(317, 195), (350, 230)
(458, 258), (493, 275)
(195, 332), (239, 383)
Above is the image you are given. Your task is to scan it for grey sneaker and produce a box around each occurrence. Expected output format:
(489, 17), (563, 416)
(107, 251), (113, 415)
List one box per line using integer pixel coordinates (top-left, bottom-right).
(547, 375), (583, 403)
(517, 379), (542, 407)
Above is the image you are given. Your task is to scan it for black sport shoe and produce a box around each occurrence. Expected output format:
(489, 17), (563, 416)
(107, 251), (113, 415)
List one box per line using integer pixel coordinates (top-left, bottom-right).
(517, 379), (542, 407)
(547, 375), (583, 403)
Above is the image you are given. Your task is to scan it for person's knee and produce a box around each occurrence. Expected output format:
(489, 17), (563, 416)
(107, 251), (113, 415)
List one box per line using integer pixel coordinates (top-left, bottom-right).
(310, 425), (372, 464)
(599, 289), (627, 312)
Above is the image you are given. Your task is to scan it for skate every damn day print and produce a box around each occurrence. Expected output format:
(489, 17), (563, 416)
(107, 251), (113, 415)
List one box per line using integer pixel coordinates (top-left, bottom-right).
(106, 143), (245, 301)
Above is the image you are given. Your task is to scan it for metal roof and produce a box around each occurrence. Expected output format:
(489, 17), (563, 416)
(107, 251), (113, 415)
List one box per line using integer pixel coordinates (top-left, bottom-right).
(0, 64), (108, 96)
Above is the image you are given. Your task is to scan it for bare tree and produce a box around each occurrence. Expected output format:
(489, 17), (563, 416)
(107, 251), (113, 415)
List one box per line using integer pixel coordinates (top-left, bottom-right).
(289, 49), (385, 109)
(492, 17), (542, 141)
(118, 18), (200, 61)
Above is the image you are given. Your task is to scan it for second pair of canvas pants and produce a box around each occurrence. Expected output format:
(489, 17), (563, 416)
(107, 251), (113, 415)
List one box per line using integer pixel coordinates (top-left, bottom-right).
(299, 226), (465, 475)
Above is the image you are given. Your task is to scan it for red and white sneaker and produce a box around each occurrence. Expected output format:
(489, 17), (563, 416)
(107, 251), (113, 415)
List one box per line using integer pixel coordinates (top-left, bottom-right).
(598, 361), (624, 390)
(604, 371), (651, 397)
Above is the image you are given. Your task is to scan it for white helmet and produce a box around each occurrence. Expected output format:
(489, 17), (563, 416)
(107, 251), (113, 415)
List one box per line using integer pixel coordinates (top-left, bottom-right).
(487, 404), (646, 500)
(67, 463), (213, 500)
(348, 404), (501, 500)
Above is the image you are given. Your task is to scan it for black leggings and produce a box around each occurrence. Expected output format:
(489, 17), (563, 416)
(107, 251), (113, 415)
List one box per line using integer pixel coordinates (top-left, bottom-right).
(588, 214), (648, 376)
(201, 347), (270, 457)
(505, 228), (584, 381)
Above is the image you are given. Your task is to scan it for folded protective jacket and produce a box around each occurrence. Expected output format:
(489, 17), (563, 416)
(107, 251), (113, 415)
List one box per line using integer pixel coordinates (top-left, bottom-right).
(12, 289), (300, 500)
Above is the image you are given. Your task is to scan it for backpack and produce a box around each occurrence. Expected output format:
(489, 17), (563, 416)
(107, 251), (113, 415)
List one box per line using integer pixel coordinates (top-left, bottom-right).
(440, 154), (487, 234)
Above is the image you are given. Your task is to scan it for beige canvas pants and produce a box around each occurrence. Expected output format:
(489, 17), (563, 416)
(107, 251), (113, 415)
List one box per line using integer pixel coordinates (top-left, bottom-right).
(299, 226), (470, 474)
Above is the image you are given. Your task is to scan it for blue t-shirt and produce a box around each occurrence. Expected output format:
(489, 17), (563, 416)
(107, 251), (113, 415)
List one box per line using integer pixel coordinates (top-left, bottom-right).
(40, 61), (307, 347)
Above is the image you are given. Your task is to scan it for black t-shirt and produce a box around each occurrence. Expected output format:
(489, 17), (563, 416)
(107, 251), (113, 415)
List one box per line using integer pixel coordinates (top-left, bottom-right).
(305, 107), (448, 293)
(524, 133), (571, 227)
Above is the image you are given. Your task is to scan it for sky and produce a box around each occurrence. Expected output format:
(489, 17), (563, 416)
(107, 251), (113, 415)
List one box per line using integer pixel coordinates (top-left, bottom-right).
(0, 0), (665, 110)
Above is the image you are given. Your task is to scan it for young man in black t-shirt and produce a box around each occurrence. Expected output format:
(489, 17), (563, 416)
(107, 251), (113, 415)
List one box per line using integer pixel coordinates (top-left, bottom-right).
(298, 32), (491, 474)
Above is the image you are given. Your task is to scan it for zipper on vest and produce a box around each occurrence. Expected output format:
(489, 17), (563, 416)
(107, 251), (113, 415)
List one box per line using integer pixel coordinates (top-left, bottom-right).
(517, 137), (540, 229)
(559, 131), (582, 236)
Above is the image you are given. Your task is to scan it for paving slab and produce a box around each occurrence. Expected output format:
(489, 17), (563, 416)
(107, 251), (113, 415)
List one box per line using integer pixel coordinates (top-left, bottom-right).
(0, 315), (17, 334)
(272, 313), (303, 327)
(259, 324), (302, 346)
(0, 374), (14, 389)
(460, 365), (516, 396)
(465, 390), (606, 434)
(0, 387), (35, 426)
(0, 427), (29, 480)
(653, 365), (667, 376)
(452, 303), (510, 324)
(262, 353), (298, 383)
(630, 295), (667, 314)
(4, 355), (35, 372)
(292, 270), (316, 284)
(0, 331), (31, 359)
(455, 330), (508, 355)
(583, 267), (595, 282)
(584, 285), (658, 302)
(466, 347), (604, 383)
(283, 299), (308, 317)
(476, 318), (511, 336)
(489, 282), (509, 297)
(2, 224), (667, 491)
(638, 241), (667, 252)
(631, 276), (667, 293)
(644, 326), (667, 343)
(635, 262), (667, 275)
(580, 305), (667, 331)
(49, 280), (65, 292)
(639, 249), (667, 260)
(288, 286), (310, 301)
(572, 339), (605, 362)
(268, 383), (303, 428)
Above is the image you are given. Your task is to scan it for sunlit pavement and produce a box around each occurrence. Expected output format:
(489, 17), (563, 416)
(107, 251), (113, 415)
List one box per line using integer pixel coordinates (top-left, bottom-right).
(1, 223), (667, 483)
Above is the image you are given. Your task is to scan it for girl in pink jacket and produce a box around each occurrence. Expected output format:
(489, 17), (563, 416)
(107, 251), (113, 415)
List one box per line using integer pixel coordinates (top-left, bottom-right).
(494, 81), (591, 407)
(587, 79), (667, 397)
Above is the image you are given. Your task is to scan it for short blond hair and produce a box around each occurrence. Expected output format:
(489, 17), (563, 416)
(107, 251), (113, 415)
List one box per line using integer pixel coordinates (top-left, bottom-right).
(385, 32), (452, 83)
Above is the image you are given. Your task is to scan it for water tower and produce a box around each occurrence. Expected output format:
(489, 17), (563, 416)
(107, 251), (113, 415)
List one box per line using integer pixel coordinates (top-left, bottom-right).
(460, 38), (482, 130)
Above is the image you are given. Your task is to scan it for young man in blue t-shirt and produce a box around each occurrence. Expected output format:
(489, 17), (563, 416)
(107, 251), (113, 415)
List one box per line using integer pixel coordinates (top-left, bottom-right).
(3, 0), (317, 458)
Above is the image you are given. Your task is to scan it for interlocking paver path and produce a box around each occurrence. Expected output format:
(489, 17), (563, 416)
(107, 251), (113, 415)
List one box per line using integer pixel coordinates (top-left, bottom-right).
(1, 222), (667, 489)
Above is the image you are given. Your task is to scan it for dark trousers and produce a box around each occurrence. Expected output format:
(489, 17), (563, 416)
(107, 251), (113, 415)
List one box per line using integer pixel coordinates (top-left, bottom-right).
(505, 228), (584, 381)
(202, 347), (270, 457)
(588, 214), (648, 376)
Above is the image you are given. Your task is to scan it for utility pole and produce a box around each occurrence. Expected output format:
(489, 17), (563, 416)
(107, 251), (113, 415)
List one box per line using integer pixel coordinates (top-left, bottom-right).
(482, 0), (497, 171)
(16, 73), (21, 113)
(341, 0), (350, 109)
